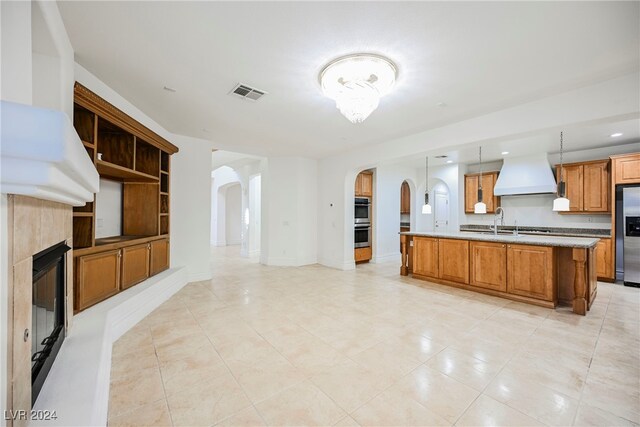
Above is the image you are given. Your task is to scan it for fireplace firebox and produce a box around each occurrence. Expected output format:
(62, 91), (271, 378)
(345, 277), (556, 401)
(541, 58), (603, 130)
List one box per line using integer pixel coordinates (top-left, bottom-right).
(31, 242), (70, 404)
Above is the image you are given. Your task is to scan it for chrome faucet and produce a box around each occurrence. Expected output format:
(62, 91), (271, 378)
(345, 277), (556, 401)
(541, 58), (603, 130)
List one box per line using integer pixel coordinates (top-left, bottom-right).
(513, 220), (519, 236)
(490, 207), (504, 235)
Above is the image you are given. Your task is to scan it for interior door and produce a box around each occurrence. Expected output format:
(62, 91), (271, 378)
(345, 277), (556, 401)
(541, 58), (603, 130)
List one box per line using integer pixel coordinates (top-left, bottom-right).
(434, 191), (449, 231)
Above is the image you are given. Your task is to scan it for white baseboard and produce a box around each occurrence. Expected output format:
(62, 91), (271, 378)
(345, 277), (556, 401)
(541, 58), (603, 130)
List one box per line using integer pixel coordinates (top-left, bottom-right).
(318, 256), (356, 271)
(263, 255), (317, 267)
(371, 253), (401, 264)
(32, 267), (188, 426)
(189, 270), (213, 282)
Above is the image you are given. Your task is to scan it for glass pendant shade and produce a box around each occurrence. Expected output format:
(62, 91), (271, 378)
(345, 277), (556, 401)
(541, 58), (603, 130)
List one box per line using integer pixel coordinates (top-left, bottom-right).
(553, 197), (570, 212)
(320, 54), (396, 123)
(474, 186), (486, 214)
(474, 201), (487, 214)
(422, 192), (432, 215)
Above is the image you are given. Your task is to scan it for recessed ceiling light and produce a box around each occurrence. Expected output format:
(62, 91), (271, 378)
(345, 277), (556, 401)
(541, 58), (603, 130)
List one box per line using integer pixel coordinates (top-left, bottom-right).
(501, 151), (509, 155)
(610, 132), (623, 137)
(446, 160), (453, 164)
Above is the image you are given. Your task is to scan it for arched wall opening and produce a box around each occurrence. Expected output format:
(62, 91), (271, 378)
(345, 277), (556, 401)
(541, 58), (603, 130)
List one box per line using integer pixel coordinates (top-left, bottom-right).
(224, 183), (242, 246)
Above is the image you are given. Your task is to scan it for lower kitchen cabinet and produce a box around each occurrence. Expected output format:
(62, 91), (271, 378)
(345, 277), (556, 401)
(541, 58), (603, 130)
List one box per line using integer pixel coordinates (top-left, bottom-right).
(507, 244), (555, 302)
(76, 249), (121, 311)
(596, 238), (613, 280)
(438, 239), (469, 284)
(354, 246), (372, 263)
(121, 243), (150, 289)
(470, 241), (507, 292)
(150, 238), (170, 275)
(413, 237), (439, 278)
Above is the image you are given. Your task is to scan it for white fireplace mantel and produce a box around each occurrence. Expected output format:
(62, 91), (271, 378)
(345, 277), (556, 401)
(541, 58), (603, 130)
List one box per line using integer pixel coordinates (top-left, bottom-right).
(0, 100), (99, 206)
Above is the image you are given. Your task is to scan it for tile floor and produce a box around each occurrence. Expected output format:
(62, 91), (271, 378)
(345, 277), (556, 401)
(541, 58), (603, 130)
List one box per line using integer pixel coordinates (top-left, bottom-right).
(108, 246), (640, 426)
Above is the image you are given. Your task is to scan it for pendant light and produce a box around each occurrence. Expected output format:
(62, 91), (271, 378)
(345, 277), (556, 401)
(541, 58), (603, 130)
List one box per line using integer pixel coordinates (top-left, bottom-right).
(553, 131), (570, 211)
(422, 156), (432, 214)
(474, 146), (487, 214)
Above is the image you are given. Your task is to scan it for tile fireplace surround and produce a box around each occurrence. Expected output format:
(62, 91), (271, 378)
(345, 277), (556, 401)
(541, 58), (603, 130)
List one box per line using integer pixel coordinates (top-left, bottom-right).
(5, 195), (73, 427)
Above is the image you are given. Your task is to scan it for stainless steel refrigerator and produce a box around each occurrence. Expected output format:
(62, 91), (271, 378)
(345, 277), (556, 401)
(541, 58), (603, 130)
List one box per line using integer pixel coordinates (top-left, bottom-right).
(623, 186), (640, 287)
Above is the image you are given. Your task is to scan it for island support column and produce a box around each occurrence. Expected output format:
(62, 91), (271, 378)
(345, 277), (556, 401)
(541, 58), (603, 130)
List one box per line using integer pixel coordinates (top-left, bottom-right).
(400, 234), (412, 276)
(572, 247), (596, 315)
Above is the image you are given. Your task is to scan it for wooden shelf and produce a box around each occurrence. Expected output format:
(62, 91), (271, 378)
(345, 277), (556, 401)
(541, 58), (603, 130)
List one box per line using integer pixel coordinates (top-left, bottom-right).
(95, 235), (148, 246)
(82, 140), (95, 148)
(73, 212), (94, 217)
(160, 191), (169, 195)
(96, 160), (159, 182)
(160, 213), (169, 216)
(161, 170), (168, 175)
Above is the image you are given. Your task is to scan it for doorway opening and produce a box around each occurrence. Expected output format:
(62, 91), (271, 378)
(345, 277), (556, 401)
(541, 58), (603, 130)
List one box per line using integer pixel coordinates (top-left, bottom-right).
(434, 182), (450, 231)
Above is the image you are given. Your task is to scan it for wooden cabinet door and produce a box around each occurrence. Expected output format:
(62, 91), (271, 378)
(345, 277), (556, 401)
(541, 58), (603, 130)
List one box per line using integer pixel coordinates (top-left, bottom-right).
(121, 243), (150, 289)
(413, 237), (439, 278)
(438, 239), (469, 284)
(76, 249), (121, 311)
(614, 154), (640, 183)
(470, 241), (507, 292)
(583, 161), (609, 212)
(361, 172), (373, 197)
(354, 173), (363, 196)
(464, 175), (478, 213)
(507, 244), (555, 302)
(481, 173), (497, 213)
(557, 164), (583, 211)
(150, 238), (170, 276)
(354, 247), (372, 263)
(596, 238), (612, 279)
(401, 182), (410, 214)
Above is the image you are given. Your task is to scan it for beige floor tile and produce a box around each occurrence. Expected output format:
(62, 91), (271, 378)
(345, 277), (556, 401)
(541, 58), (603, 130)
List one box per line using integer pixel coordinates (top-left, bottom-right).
(351, 388), (449, 427)
(333, 416), (361, 426)
(216, 406), (266, 427)
(108, 247), (640, 427)
(234, 358), (308, 404)
(108, 366), (165, 418)
(167, 372), (252, 426)
(455, 394), (543, 426)
(108, 399), (172, 427)
(393, 365), (480, 423)
(255, 380), (345, 426)
(160, 344), (229, 397)
(425, 347), (503, 391)
(310, 360), (395, 414)
(574, 403), (639, 427)
(485, 369), (579, 426)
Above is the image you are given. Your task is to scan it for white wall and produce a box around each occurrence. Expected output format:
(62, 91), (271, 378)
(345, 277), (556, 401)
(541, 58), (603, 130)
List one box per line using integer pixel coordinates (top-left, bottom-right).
(75, 65), (214, 282)
(95, 179), (122, 238)
(261, 157), (317, 266)
(225, 184), (242, 245)
(372, 165), (419, 263)
(249, 175), (261, 257)
(210, 166), (241, 246)
(1, 1), (34, 420)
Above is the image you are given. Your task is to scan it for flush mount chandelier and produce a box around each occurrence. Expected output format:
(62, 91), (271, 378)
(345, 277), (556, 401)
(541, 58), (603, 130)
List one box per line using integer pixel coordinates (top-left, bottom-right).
(319, 54), (397, 124)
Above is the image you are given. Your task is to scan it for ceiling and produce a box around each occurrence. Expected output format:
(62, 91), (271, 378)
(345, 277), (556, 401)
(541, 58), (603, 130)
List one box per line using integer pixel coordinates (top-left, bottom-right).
(211, 150), (261, 172)
(58, 1), (639, 158)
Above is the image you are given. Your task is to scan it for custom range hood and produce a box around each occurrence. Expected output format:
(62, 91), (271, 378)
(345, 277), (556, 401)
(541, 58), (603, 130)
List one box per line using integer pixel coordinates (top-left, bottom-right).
(0, 101), (99, 205)
(493, 153), (558, 196)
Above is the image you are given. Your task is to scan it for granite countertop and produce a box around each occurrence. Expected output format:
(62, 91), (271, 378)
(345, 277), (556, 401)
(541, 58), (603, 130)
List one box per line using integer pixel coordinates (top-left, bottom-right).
(459, 224), (611, 239)
(400, 231), (599, 248)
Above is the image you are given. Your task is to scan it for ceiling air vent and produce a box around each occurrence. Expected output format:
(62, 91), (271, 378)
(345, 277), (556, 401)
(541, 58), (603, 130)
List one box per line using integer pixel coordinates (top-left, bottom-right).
(229, 83), (267, 102)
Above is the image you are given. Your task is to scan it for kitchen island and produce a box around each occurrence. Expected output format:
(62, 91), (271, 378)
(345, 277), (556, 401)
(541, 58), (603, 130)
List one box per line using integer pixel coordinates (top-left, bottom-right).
(400, 231), (599, 315)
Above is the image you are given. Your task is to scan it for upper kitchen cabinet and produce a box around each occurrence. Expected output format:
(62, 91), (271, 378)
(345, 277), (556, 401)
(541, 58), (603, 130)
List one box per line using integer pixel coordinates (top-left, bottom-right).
(555, 159), (610, 214)
(401, 181), (410, 214)
(355, 171), (373, 197)
(464, 172), (500, 213)
(612, 153), (640, 184)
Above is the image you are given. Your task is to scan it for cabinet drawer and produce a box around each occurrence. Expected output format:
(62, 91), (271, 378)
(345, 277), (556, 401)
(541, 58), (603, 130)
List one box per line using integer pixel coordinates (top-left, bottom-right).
(121, 243), (150, 289)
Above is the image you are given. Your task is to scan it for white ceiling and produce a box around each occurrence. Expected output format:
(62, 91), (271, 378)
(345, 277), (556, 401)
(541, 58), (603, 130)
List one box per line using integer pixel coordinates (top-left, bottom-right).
(211, 150), (261, 172)
(58, 1), (639, 158)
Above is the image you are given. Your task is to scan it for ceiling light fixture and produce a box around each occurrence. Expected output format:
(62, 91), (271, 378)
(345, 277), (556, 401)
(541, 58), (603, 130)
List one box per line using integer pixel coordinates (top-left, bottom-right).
(610, 132), (623, 138)
(474, 146), (487, 214)
(320, 54), (397, 124)
(446, 160), (453, 164)
(501, 151), (509, 155)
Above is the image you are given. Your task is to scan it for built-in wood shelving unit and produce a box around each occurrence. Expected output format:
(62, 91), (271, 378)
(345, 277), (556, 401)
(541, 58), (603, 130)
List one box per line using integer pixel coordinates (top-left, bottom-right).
(71, 82), (179, 312)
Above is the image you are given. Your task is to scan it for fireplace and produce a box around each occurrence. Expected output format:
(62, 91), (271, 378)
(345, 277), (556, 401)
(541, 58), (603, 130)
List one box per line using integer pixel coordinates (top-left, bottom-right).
(31, 241), (70, 404)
